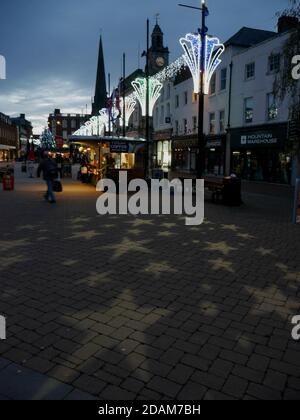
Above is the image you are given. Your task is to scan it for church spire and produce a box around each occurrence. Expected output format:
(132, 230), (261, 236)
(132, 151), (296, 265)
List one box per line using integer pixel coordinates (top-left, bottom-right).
(92, 36), (107, 116)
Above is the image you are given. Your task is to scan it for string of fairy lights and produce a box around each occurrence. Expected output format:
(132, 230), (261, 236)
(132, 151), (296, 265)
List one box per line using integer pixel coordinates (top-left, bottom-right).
(73, 33), (225, 137)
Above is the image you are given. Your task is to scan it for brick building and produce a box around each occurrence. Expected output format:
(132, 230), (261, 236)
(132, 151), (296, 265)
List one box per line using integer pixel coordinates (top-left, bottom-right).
(48, 109), (91, 147)
(0, 112), (18, 162)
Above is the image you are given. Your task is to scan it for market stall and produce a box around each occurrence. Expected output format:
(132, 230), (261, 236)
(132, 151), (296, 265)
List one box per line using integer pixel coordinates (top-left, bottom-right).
(69, 135), (146, 186)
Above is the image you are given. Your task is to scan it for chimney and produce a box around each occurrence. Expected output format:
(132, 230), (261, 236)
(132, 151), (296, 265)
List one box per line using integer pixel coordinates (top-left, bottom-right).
(278, 15), (299, 33)
(20, 113), (25, 119)
(54, 108), (61, 115)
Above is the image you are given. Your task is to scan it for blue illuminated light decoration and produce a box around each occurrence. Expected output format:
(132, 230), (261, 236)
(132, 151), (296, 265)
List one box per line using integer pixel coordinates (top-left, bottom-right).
(131, 78), (163, 117)
(180, 33), (225, 95)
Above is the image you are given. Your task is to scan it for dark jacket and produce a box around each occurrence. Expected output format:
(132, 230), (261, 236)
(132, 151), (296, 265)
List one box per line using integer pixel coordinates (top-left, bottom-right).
(37, 158), (58, 181)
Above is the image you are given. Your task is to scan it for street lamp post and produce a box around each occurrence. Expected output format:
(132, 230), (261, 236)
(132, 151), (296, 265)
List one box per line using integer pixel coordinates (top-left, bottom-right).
(179, 0), (208, 178)
(145, 19), (150, 179)
(122, 53), (126, 138)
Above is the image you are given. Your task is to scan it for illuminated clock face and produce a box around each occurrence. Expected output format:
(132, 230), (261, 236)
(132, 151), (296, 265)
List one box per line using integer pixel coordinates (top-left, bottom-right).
(156, 57), (165, 67)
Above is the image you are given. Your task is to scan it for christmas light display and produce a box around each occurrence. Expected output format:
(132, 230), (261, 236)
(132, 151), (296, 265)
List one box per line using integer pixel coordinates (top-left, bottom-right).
(180, 33), (225, 95)
(40, 128), (55, 150)
(152, 56), (186, 83)
(131, 77), (163, 117)
(73, 108), (110, 136)
(120, 94), (137, 126)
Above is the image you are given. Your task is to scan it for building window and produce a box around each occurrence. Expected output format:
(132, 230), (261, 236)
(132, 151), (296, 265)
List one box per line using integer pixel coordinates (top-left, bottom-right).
(175, 95), (179, 108)
(62, 130), (68, 140)
(267, 93), (278, 120)
(160, 88), (164, 103)
(245, 62), (255, 80)
(210, 73), (216, 95)
(160, 106), (164, 125)
(193, 116), (197, 133)
(184, 91), (188, 105)
(244, 97), (254, 123)
(166, 103), (171, 119)
(209, 113), (216, 134)
(71, 120), (76, 129)
(62, 119), (68, 129)
(175, 120), (179, 136)
(219, 110), (225, 133)
(155, 107), (159, 127)
(268, 54), (280, 73)
(183, 119), (188, 134)
(166, 84), (171, 100)
(192, 93), (198, 103)
(220, 68), (227, 91)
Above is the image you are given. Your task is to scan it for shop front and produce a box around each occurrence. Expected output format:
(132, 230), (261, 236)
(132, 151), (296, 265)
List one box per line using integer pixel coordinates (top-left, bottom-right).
(153, 130), (173, 174)
(171, 136), (197, 179)
(0, 145), (16, 162)
(230, 123), (291, 184)
(69, 135), (145, 185)
(205, 135), (226, 176)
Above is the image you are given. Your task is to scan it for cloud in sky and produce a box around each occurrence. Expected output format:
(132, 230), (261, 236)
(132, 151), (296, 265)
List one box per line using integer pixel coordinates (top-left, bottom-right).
(0, 77), (91, 134)
(0, 0), (287, 134)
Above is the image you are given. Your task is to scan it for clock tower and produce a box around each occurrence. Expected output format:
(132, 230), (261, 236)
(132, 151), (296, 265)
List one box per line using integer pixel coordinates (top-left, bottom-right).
(148, 23), (169, 76)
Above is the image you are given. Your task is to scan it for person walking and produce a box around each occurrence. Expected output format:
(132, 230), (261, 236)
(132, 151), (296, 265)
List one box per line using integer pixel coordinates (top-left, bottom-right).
(37, 152), (58, 204)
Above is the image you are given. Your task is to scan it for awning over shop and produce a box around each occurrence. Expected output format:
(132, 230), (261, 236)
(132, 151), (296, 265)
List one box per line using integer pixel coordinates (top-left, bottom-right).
(0, 145), (16, 150)
(69, 135), (146, 154)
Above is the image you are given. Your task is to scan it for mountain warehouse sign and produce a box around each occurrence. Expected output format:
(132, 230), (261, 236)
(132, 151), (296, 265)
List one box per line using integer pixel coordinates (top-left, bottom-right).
(230, 123), (288, 149)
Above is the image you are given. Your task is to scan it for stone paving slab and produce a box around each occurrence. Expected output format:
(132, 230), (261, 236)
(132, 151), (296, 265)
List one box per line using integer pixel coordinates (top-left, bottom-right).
(0, 357), (73, 400)
(0, 165), (300, 400)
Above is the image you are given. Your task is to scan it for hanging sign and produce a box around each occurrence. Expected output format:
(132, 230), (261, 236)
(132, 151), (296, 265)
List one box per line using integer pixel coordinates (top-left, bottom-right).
(293, 179), (300, 224)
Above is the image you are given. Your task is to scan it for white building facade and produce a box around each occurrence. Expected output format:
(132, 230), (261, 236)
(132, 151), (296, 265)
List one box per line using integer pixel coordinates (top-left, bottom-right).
(152, 19), (297, 185)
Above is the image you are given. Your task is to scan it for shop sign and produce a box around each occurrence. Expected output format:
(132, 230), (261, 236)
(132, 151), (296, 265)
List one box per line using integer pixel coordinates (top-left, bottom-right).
(231, 124), (287, 149)
(293, 179), (300, 224)
(206, 139), (222, 148)
(110, 142), (128, 153)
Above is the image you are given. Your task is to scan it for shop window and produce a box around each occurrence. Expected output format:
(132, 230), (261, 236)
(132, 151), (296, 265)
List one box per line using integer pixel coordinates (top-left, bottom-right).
(245, 62), (255, 80)
(268, 54), (280, 73)
(267, 93), (278, 120)
(244, 97), (254, 123)
(220, 68), (227, 91)
(219, 110), (225, 133)
(210, 74), (216, 95)
(157, 141), (163, 166)
(209, 113), (216, 134)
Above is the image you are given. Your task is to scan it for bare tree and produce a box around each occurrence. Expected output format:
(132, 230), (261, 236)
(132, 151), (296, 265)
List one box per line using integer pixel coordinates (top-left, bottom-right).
(274, 0), (300, 177)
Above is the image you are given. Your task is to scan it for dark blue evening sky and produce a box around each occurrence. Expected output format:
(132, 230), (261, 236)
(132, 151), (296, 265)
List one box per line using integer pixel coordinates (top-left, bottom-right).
(0, 0), (288, 133)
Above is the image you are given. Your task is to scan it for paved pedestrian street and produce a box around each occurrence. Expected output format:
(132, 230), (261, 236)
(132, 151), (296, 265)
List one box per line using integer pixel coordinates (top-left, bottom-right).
(0, 166), (300, 400)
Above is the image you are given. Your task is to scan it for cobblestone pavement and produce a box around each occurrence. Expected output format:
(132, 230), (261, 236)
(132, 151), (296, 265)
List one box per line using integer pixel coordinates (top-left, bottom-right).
(0, 164), (299, 400)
